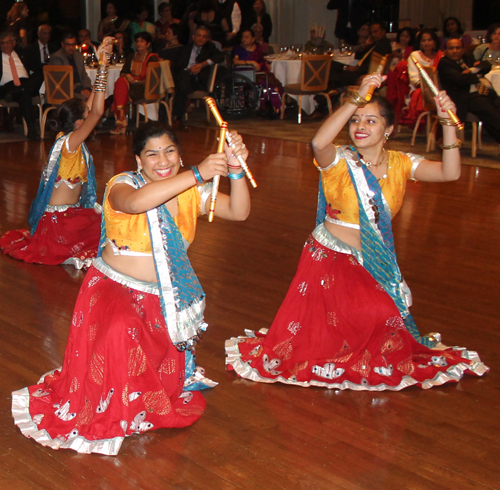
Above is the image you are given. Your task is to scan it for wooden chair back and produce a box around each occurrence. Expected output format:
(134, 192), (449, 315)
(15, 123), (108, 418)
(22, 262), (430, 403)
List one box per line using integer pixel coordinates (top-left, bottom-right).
(43, 65), (74, 105)
(159, 60), (175, 94)
(143, 62), (166, 100)
(368, 52), (394, 75)
(300, 55), (331, 92)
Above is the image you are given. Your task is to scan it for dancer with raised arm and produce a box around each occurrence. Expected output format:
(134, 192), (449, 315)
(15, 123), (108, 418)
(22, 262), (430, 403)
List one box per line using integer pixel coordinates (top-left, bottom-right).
(12, 121), (251, 455)
(0, 39), (115, 269)
(226, 74), (488, 390)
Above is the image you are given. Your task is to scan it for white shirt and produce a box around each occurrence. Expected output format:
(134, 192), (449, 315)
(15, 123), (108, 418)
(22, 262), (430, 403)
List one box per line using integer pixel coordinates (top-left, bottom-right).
(1, 51), (29, 86)
(219, 0), (241, 34)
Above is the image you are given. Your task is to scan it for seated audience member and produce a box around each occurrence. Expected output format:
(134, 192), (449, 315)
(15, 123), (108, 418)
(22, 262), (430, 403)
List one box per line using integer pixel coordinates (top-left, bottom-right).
(349, 23), (370, 53)
(329, 21), (392, 90)
(392, 27), (415, 61)
(130, 5), (157, 50)
(232, 28), (282, 111)
(305, 25), (334, 54)
(326, 0), (371, 45)
(78, 29), (99, 57)
(438, 38), (500, 144)
(159, 23), (183, 62)
(0, 31), (39, 140)
(49, 32), (92, 100)
(98, 2), (130, 42)
(111, 32), (159, 134)
(23, 24), (57, 93)
(439, 17), (472, 51)
(171, 25), (225, 128)
(251, 22), (271, 54)
(156, 2), (181, 39)
(474, 23), (500, 64)
(216, 0), (242, 47)
(247, 0), (272, 43)
(112, 30), (133, 62)
(6, 2), (30, 49)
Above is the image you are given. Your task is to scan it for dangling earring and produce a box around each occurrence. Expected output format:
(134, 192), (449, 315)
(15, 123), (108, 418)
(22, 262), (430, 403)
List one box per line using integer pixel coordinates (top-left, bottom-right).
(384, 133), (390, 143)
(179, 157), (184, 167)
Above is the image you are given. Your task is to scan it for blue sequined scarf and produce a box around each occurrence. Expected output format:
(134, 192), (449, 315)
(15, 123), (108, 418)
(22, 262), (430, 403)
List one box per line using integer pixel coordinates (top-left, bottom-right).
(28, 133), (96, 234)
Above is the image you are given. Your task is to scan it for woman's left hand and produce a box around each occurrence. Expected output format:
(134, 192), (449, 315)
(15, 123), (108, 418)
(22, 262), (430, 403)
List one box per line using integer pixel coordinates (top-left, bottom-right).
(434, 91), (457, 119)
(224, 131), (249, 169)
(97, 37), (114, 65)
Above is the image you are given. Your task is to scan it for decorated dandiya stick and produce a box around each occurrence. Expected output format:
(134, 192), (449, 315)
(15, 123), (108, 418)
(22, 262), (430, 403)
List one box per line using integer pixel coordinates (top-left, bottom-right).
(364, 55), (389, 102)
(410, 55), (464, 130)
(208, 121), (228, 222)
(205, 97), (257, 188)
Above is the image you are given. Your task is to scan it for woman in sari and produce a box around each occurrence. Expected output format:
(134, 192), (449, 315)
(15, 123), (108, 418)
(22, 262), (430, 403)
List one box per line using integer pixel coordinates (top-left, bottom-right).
(226, 75), (488, 390)
(111, 31), (159, 135)
(12, 121), (251, 455)
(0, 39), (114, 268)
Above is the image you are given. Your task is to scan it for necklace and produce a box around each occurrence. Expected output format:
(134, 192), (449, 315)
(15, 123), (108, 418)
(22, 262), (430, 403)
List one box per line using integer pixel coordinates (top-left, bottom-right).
(360, 148), (385, 168)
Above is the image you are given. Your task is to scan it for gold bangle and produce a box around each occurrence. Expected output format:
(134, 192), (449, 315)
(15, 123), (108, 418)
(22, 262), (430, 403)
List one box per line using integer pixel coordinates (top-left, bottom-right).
(439, 118), (455, 126)
(441, 139), (462, 150)
(349, 91), (367, 108)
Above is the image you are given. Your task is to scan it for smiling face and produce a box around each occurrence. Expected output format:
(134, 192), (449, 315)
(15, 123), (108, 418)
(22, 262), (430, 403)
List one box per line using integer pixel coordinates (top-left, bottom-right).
(136, 135), (181, 183)
(349, 103), (392, 149)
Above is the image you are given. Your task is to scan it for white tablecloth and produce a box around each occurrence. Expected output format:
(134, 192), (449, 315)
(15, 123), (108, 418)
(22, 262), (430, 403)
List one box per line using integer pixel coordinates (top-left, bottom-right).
(332, 51), (357, 66)
(485, 68), (500, 96)
(270, 59), (316, 114)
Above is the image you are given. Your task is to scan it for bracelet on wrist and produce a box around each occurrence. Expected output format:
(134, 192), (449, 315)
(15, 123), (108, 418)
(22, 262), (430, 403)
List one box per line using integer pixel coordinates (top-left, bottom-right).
(192, 166), (204, 184)
(227, 164), (241, 169)
(439, 118), (455, 126)
(227, 171), (245, 180)
(441, 139), (462, 150)
(349, 91), (367, 108)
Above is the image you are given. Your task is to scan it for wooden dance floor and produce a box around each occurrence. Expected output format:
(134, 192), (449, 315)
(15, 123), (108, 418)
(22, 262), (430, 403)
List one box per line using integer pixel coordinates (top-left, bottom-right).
(0, 127), (498, 489)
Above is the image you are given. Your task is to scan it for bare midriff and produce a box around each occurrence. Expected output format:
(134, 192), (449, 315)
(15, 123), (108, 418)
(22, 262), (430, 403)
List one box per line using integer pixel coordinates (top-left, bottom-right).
(48, 183), (82, 206)
(102, 246), (158, 283)
(324, 220), (361, 251)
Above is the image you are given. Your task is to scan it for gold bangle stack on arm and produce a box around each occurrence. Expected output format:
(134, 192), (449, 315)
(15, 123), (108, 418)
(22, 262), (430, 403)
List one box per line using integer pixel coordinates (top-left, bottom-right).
(441, 139), (462, 150)
(439, 118), (455, 126)
(349, 91), (367, 108)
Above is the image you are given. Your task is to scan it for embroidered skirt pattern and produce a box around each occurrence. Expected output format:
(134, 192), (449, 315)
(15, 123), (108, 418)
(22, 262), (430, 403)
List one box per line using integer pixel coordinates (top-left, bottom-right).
(12, 266), (206, 455)
(226, 236), (488, 390)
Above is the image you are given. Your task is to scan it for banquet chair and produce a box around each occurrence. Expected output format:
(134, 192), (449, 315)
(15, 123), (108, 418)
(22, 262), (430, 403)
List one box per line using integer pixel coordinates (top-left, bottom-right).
(279, 54), (335, 124)
(131, 61), (172, 127)
(187, 63), (218, 122)
(411, 66), (439, 152)
(41, 65), (74, 139)
(0, 97), (42, 136)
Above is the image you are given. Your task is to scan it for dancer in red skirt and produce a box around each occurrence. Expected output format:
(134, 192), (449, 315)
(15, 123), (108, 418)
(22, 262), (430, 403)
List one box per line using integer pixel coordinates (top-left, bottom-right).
(12, 121), (251, 454)
(0, 39), (115, 269)
(226, 75), (488, 390)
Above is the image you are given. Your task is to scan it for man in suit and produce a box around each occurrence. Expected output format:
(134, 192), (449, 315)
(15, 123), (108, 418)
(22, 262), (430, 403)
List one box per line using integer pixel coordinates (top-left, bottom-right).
(438, 37), (500, 144)
(23, 24), (57, 93)
(78, 29), (99, 57)
(0, 31), (40, 140)
(49, 32), (92, 100)
(171, 25), (225, 128)
(327, 0), (371, 44)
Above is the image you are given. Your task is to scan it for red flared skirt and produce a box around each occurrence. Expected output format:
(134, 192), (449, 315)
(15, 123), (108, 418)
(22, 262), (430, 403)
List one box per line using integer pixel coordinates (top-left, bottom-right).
(0, 208), (101, 267)
(226, 237), (488, 390)
(12, 266), (206, 455)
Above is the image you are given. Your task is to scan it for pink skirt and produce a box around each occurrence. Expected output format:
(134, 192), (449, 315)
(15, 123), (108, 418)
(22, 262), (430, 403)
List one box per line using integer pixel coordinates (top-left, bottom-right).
(226, 236), (488, 390)
(0, 207), (101, 267)
(12, 265), (206, 455)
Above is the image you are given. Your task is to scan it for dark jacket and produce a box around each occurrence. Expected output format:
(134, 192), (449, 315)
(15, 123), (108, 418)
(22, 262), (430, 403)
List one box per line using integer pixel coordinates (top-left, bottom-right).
(438, 53), (492, 121)
(23, 41), (58, 74)
(172, 41), (225, 74)
(327, 0), (371, 41)
(49, 48), (92, 90)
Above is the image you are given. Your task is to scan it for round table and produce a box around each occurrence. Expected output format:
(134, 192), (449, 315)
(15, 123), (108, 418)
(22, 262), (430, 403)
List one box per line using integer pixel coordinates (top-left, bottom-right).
(485, 67), (500, 95)
(85, 64), (122, 99)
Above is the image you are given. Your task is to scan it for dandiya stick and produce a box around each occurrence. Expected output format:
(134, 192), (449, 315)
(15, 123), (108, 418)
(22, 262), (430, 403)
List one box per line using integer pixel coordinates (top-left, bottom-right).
(364, 55), (389, 102)
(208, 121), (228, 222)
(411, 55), (464, 130)
(205, 97), (257, 188)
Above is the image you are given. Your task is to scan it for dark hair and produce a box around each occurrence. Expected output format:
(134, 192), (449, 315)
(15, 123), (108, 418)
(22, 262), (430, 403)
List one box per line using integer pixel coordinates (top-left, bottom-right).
(443, 17), (464, 37)
(62, 31), (77, 42)
(485, 23), (500, 43)
(133, 122), (179, 157)
(168, 23), (181, 38)
(158, 2), (170, 15)
(396, 27), (415, 46)
(198, 0), (216, 13)
(55, 98), (87, 134)
(134, 31), (153, 44)
(371, 96), (395, 128)
(0, 31), (15, 42)
(254, 0), (267, 15)
(416, 28), (439, 53)
(241, 29), (255, 39)
(136, 4), (150, 17)
(445, 35), (463, 48)
(370, 21), (386, 32)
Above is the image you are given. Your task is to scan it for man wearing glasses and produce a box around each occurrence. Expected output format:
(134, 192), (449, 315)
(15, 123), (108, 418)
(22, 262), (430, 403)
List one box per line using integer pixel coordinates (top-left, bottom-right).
(49, 32), (92, 100)
(0, 31), (40, 140)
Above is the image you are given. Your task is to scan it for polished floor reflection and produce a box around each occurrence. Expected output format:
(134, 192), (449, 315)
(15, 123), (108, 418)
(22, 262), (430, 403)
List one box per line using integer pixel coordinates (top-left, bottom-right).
(0, 127), (498, 489)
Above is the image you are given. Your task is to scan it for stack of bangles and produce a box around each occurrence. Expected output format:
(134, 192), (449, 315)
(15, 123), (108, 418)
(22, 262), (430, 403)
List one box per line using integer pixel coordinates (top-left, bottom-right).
(191, 165), (245, 183)
(94, 65), (109, 92)
(439, 118), (462, 149)
(349, 91), (367, 108)
(227, 164), (245, 180)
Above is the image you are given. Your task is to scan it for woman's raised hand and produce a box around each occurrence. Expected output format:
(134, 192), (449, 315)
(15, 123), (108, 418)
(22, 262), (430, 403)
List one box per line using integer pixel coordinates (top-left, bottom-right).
(224, 131), (249, 168)
(434, 91), (457, 119)
(97, 37), (115, 65)
(357, 73), (386, 99)
(197, 153), (229, 181)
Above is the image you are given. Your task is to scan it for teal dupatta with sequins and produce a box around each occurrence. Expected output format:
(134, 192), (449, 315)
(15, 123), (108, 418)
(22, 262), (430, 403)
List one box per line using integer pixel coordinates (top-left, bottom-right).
(316, 146), (435, 348)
